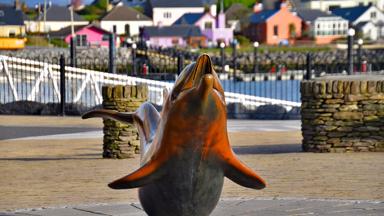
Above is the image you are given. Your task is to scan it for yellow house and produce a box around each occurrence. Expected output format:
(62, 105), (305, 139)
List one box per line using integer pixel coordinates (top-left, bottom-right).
(0, 6), (26, 37)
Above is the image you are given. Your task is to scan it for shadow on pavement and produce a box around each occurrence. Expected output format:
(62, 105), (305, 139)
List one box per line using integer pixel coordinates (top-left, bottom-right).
(233, 144), (302, 154)
(0, 126), (99, 140)
(0, 153), (104, 161)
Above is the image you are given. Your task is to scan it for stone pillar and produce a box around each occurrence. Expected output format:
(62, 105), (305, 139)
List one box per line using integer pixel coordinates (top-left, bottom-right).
(102, 85), (148, 158)
(301, 76), (384, 152)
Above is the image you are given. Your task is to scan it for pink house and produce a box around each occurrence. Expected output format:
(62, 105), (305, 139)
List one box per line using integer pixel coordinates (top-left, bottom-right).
(51, 24), (113, 47)
(172, 9), (233, 45)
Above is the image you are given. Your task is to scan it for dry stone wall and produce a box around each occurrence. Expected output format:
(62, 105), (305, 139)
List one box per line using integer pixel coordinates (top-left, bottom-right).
(301, 77), (384, 152)
(102, 85), (148, 158)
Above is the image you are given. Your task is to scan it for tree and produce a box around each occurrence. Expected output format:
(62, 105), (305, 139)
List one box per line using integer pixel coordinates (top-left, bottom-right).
(222, 0), (257, 10)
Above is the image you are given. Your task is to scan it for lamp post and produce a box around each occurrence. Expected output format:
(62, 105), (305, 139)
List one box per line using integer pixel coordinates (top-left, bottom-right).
(145, 40), (150, 60)
(253, 41), (259, 74)
(347, 28), (355, 75)
(132, 43), (137, 75)
(357, 38), (363, 72)
(220, 42), (225, 73)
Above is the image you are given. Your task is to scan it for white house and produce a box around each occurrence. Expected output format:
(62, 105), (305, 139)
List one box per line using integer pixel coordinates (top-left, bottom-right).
(151, 0), (217, 26)
(301, 0), (384, 12)
(100, 5), (152, 36)
(356, 21), (379, 40)
(25, 5), (88, 33)
(297, 9), (349, 44)
(331, 5), (384, 40)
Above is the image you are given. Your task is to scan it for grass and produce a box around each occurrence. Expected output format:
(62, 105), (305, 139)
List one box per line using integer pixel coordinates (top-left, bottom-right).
(26, 36), (50, 47)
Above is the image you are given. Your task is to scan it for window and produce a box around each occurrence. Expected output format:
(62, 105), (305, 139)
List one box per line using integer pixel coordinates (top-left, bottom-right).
(163, 12), (172, 19)
(125, 24), (130, 36)
(273, 25), (278, 36)
(76, 35), (87, 47)
(371, 11), (377, 19)
(9, 29), (16, 38)
(204, 22), (213, 29)
(113, 25), (117, 34)
(0, 10), (4, 17)
(102, 34), (109, 41)
(171, 38), (179, 45)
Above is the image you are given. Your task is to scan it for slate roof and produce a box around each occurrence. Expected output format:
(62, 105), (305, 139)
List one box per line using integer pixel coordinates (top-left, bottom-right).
(39, 5), (86, 22)
(296, 9), (335, 22)
(150, 0), (216, 8)
(0, 6), (24, 26)
(249, 10), (278, 24)
(143, 25), (203, 37)
(102, 5), (151, 21)
(173, 13), (205, 25)
(330, 5), (371, 22)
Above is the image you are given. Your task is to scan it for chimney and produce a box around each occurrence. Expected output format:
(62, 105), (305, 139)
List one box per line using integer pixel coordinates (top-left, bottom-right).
(14, 0), (21, 10)
(280, 0), (288, 10)
(253, 3), (263, 13)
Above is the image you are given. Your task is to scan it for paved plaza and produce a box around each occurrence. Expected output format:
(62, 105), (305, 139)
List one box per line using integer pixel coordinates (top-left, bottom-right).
(2, 198), (384, 216)
(0, 115), (383, 215)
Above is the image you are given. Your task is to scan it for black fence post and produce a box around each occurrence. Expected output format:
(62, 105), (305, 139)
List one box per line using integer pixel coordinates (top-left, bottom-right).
(108, 33), (116, 74)
(253, 41), (259, 74)
(70, 36), (76, 67)
(306, 53), (312, 80)
(220, 42), (225, 73)
(132, 43), (137, 75)
(59, 54), (66, 116)
(232, 40), (237, 80)
(347, 28), (355, 75)
(177, 53), (184, 75)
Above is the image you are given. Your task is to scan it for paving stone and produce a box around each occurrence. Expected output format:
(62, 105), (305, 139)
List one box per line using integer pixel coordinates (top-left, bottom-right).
(76, 203), (145, 216)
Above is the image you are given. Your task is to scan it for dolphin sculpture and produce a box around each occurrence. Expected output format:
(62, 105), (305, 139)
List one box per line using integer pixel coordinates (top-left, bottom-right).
(82, 54), (266, 216)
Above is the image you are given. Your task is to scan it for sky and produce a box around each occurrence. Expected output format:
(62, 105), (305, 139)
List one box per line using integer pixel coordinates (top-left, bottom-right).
(0, 0), (94, 7)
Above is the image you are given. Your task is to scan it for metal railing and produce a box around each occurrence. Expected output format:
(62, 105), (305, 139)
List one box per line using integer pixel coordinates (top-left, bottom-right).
(0, 55), (301, 116)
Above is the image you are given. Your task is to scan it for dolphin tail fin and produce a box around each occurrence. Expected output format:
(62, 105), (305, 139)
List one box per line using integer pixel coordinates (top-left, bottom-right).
(82, 109), (134, 124)
(222, 151), (266, 189)
(108, 158), (166, 189)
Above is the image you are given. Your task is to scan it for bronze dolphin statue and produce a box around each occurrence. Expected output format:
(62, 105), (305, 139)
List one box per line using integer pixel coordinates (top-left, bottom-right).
(82, 54), (266, 216)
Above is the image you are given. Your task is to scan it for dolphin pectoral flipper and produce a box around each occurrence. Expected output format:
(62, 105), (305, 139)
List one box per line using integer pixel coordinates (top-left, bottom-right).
(82, 109), (134, 124)
(222, 152), (266, 190)
(108, 157), (167, 189)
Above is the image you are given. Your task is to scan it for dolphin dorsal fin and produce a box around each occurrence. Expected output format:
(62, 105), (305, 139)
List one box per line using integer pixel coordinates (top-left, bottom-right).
(221, 151), (266, 189)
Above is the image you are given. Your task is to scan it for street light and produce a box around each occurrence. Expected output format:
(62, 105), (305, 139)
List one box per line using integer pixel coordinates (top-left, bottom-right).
(357, 38), (363, 45)
(357, 38), (364, 72)
(132, 43), (137, 75)
(347, 28), (355, 75)
(253, 41), (259, 74)
(220, 42), (225, 73)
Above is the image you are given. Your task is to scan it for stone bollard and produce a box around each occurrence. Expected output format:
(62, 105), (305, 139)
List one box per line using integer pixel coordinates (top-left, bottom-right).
(301, 76), (384, 153)
(102, 85), (148, 158)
